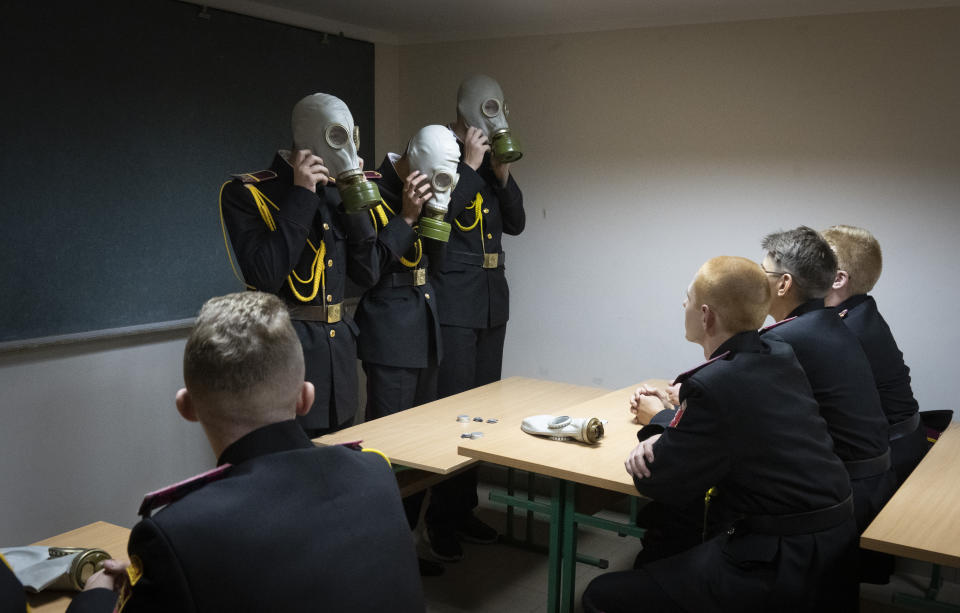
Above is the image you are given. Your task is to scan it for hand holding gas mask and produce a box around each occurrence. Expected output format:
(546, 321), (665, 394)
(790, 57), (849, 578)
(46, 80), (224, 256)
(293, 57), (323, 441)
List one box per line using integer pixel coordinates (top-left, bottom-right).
(291, 93), (380, 213)
(457, 74), (522, 166)
(405, 125), (461, 242)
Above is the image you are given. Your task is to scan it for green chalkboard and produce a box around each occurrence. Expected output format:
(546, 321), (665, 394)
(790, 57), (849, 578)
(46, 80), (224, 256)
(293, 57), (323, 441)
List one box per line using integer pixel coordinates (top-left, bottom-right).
(0, 0), (375, 344)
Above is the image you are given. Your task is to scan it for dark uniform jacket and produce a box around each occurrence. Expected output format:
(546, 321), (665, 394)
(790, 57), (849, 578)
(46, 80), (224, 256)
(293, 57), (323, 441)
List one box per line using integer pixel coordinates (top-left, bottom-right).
(431, 147), (524, 329)
(837, 294), (925, 481)
(354, 155), (442, 368)
(636, 331), (857, 612)
(220, 154), (379, 429)
(761, 298), (896, 530)
(1, 555), (28, 613)
(67, 420), (425, 613)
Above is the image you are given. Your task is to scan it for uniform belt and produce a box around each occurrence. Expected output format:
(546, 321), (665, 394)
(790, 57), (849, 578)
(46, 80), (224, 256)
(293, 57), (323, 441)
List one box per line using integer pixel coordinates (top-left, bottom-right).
(449, 250), (505, 269)
(843, 448), (892, 480)
(286, 302), (342, 323)
(376, 268), (427, 288)
(737, 494), (853, 536)
(888, 412), (921, 441)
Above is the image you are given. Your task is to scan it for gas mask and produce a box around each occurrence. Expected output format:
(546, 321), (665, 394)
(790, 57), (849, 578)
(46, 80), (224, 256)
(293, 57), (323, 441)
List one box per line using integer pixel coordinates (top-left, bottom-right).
(291, 93), (380, 214)
(0, 546), (110, 592)
(457, 74), (522, 163)
(406, 125), (460, 242)
(521, 415), (605, 445)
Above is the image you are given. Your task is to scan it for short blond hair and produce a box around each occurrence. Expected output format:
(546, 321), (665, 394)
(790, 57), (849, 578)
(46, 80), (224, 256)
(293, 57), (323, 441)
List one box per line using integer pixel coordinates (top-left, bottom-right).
(692, 256), (772, 332)
(820, 225), (883, 295)
(184, 292), (303, 409)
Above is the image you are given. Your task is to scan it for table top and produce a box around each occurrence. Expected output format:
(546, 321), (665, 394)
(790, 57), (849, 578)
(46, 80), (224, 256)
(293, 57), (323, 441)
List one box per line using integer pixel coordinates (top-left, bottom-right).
(315, 377), (608, 474)
(458, 380), (670, 496)
(27, 521), (131, 613)
(861, 421), (960, 567)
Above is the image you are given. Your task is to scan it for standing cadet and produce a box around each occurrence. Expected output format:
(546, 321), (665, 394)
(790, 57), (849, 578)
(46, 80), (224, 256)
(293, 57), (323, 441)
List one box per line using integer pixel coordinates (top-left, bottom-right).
(760, 226), (896, 583)
(355, 126), (459, 576)
(424, 75), (525, 561)
(583, 257), (857, 612)
(219, 94), (379, 437)
(821, 225), (926, 484)
(66, 292), (424, 613)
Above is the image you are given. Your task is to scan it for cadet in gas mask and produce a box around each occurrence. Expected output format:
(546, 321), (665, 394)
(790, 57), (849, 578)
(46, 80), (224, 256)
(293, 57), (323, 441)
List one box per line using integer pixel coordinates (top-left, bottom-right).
(425, 75), (526, 562)
(219, 93), (380, 437)
(354, 125), (459, 576)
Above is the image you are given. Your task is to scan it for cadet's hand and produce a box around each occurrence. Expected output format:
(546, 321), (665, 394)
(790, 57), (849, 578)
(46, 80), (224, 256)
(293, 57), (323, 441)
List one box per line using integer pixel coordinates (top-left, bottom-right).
(401, 171), (432, 226)
(463, 126), (489, 171)
(665, 383), (681, 406)
(292, 149), (330, 191)
(82, 559), (129, 592)
(630, 393), (669, 425)
(625, 434), (661, 480)
(491, 156), (511, 187)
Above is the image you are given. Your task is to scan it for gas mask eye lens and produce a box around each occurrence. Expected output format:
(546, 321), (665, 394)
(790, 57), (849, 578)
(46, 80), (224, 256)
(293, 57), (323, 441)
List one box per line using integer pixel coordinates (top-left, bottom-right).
(481, 98), (501, 118)
(324, 124), (351, 149)
(503, 102), (510, 117)
(353, 125), (360, 150)
(432, 172), (454, 192)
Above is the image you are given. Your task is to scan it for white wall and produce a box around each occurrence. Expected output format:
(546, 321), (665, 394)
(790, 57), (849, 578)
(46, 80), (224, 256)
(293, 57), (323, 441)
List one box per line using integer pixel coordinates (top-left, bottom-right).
(0, 332), (214, 544)
(395, 7), (960, 409)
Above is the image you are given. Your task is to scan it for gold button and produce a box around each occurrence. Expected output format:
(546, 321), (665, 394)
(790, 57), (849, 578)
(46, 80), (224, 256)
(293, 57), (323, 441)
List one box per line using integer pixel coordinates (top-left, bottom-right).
(323, 222), (330, 230)
(327, 259), (334, 267)
(483, 208), (489, 214)
(326, 294), (333, 302)
(424, 293), (430, 299)
(486, 233), (493, 239)
(329, 329), (336, 338)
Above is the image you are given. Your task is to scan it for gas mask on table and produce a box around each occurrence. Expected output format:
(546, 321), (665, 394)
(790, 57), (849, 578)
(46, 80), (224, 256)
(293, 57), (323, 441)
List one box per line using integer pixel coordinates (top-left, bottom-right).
(457, 75), (522, 163)
(292, 93), (380, 213)
(406, 125), (460, 242)
(521, 415), (605, 445)
(0, 546), (110, 592)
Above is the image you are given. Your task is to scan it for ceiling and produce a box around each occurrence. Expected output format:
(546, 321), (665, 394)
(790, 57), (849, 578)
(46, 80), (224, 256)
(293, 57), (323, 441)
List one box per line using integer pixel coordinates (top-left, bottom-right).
(200, 0), (960, 44)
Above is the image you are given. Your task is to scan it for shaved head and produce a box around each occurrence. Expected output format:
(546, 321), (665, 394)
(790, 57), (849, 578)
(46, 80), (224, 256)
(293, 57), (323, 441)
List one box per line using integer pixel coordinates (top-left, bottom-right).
(692, 256), (772, 333)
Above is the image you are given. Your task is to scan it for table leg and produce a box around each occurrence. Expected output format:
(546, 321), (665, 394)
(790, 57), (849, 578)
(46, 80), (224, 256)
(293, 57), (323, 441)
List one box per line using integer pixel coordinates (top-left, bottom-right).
(560, 479), (577, 612)
(547, 478), (566, 613)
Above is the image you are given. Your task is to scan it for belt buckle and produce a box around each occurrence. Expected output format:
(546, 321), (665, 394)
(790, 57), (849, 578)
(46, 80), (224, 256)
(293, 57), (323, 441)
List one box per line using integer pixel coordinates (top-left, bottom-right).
(326, 303), (342, 324)
(413, 268), (426, 286)
(483, 253), (498, 269)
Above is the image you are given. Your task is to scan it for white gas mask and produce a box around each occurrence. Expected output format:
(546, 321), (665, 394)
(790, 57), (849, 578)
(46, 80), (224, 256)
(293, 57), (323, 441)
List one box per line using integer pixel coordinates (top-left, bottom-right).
(406, 125), (460, 242)
(457, 74), (522, 163)
(291, 93), (380, 213)
(521, 415), (605, 445)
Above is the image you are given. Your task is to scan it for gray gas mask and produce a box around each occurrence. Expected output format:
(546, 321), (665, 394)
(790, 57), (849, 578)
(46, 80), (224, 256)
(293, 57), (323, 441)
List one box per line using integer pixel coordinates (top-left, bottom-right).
(291, 93), (380, 213)
(406, 125), (460, 242)
(457, 74), (522, 164)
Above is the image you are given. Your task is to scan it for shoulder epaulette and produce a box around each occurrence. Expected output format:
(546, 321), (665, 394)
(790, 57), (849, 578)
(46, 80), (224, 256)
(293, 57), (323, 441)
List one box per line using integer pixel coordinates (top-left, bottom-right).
(672, 351), (731, 386)
(759, 316), (797, 334)
(138, 464), (232, 518)
(364, 170), (382, 180)
(230, 170), (277, 184)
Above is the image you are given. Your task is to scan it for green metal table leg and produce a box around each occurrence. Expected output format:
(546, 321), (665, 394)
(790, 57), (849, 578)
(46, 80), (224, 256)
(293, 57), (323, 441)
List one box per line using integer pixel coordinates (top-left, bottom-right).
(506, 467), (516, 541)
(892, 564), (960, 612)
(546, 478), (566, 613)
(527, 471), (537, 545)
(560, 479), (577, 612)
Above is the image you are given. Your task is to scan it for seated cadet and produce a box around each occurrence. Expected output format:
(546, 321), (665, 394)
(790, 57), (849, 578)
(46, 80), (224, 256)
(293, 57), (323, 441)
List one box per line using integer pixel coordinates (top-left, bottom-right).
(761, 226), (896, 584)
(1, 554), (28, 613)
(821, 225), (926, 484)
(582, 256), (857, 613)
(67, 292), (424, 613)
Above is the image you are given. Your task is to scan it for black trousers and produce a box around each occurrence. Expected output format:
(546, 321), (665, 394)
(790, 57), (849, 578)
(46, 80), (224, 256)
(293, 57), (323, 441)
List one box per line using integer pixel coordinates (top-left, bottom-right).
(363, 361), (439, 528)
(425, 323), (507, 527)
(582, 568), (682, 613)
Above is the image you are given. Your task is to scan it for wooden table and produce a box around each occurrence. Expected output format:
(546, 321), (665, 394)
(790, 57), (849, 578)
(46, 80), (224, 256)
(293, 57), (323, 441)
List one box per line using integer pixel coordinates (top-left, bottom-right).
(458, 379), (668, 613)
(315, 377), (607, 495)
(27, 521), (131, 613)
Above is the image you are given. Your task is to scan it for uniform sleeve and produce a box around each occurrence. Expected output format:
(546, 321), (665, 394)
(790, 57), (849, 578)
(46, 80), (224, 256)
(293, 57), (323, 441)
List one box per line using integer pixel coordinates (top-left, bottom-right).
(491, 174), (524, 235)
(446, 162), (487, 222)
(220, 179), (319, 293)
(378, 215), (419, 264)
(114, 519), (194, 613)
(339, 206), (380, 290)
(632, 382), (730, 506)
(65, 588), (117, 613)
